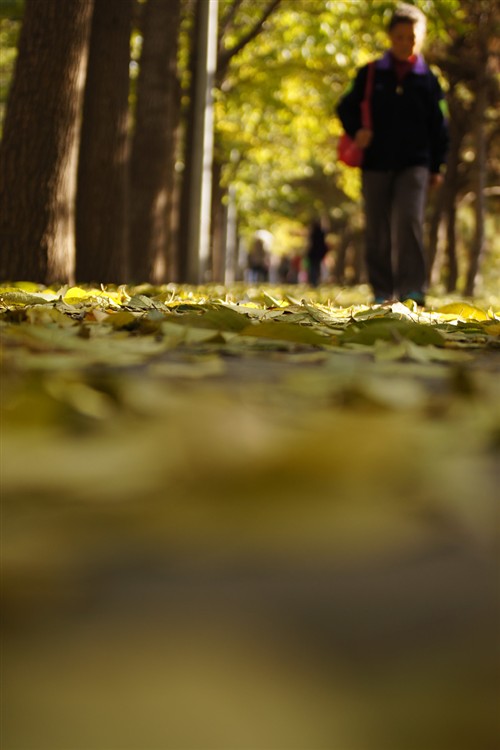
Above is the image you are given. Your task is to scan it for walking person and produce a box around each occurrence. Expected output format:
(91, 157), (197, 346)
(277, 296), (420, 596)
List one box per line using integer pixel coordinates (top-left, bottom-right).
(306, 219), (329, 287)
(336, 3), (449, 306)
(246, 235), (269, 283)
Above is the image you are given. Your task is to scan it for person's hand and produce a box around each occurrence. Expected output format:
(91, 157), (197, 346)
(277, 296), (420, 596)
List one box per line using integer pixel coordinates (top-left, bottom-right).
(429, 172), (444, 189)
(354, 128), (373, 149)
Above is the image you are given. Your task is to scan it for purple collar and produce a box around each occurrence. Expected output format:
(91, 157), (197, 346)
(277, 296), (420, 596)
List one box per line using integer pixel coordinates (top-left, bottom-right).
(376, 51), (428, 74)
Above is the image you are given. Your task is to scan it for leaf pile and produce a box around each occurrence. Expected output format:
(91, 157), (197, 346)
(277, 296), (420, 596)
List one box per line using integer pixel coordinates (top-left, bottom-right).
(3, 279), (499, 547)
(2, 282), (499, 364)
(2, 282), (500, 749)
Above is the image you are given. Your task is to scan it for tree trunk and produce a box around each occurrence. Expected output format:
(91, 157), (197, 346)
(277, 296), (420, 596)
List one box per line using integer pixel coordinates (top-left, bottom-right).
(0, 0), (94, 283)
(210, 159), (226, 282)
(75, 0), (133, 284)
(442, 153), (460, 293)
(178, 0), (218, 284)
(224, 184), (238, 283)
(129, 0), (182, 285)
(426, 183), (445, 284)
(177, 5), (198, 285)
(465, 72), (487, 296)
(435, 84), (466, 293)
(332, 232), (351, 285)
(445, 199), (459, 293)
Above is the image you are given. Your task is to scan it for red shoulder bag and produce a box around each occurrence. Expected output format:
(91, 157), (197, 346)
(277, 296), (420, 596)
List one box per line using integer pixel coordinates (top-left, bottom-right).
(337, 62), (375, 168)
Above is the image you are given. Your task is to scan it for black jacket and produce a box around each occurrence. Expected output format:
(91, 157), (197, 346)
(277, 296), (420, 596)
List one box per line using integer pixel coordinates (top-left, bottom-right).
(336, 52), (449, 173)
(307, 222), (328, 261)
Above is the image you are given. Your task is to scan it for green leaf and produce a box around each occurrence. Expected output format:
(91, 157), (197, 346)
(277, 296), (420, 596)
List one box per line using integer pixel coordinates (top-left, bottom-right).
(126, 294), (164, 311)
(0, 290), (53, 307)
(240, 319), (330, 346)
(171, 305), (250, 332)
(341, 319), (445, 347)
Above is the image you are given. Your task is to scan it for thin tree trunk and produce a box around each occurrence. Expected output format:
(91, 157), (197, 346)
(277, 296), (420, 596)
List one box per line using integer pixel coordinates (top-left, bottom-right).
(0, 0), (94, 283)
(426, 183), (445, 284)
(167, 146), (183, 282)
(129, 0), (182, 284)
(445, 199), (459, 292)
(442, 159), (460, 293)
(332, 232), (351, 285)
(211, 159), (226, 281)
(439, 90), (466, 293)
(224, 184), (238, 283)
(178, 0), (218, 284)
(76, 0), (133, 284)
(465, 75), (487, 296)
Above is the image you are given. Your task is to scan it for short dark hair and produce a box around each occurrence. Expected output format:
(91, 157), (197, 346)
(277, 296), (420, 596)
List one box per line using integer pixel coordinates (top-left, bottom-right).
(388, 3), (426, 32)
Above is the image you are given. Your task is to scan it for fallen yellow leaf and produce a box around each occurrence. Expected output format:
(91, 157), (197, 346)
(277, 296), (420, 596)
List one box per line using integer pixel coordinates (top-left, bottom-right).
(437, 302), (488, 321)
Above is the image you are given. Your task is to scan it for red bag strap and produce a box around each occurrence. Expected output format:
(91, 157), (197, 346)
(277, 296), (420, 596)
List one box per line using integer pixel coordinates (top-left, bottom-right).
(360, 62), (375, 130)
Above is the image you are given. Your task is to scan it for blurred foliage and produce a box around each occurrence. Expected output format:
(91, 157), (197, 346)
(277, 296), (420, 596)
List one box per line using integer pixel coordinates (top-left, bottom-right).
(214, 0), (465, 227)
(212, 0), (499, 289)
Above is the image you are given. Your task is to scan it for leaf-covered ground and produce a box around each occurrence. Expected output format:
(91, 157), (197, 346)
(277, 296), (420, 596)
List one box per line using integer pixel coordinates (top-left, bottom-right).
(2, 282), (500, 750)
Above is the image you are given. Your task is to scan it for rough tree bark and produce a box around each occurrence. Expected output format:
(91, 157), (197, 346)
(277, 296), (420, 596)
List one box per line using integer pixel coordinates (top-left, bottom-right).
(76, 0), (133, 284)
(0, 0), (94, 283)
(129, 0), (182, 284)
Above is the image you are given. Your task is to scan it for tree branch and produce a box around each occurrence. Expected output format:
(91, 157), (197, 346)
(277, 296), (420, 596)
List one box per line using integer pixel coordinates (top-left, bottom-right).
(218, 0), (245, 46)
(217, 0), (282, 79)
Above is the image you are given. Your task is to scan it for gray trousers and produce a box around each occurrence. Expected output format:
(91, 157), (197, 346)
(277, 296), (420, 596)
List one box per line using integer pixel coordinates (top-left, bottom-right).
(362, 167), (429, 299)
